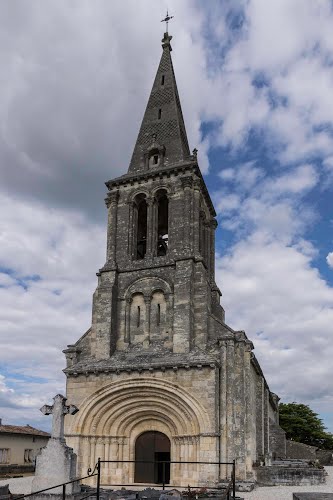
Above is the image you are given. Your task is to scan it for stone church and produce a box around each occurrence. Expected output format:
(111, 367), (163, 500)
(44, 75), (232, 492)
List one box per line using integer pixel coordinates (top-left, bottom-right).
(63, 31), (283, 486)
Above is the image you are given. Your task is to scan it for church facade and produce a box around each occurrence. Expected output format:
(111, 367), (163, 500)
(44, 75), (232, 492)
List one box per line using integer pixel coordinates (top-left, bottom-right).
(63, 31), (282, 486)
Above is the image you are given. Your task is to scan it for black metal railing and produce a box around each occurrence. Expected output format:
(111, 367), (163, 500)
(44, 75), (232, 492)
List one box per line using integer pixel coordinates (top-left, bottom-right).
(12, 458), (236, 500)
(14, 466), (98, 500)
(98, 458), (236, 499)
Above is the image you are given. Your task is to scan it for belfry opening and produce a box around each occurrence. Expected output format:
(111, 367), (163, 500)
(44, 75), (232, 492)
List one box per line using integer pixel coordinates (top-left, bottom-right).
(135, 194), (147, 259)
(157, 189), (168, 256)
(134, 431), (171, 484)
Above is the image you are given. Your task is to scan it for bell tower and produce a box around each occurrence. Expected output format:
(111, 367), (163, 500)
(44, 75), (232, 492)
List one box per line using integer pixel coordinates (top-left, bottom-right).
(64, 29), (225, 364)
(101, 29), (224, 358)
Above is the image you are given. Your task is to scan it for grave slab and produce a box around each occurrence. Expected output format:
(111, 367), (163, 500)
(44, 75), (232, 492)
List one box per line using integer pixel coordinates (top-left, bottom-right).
(293, 494), (333, 499)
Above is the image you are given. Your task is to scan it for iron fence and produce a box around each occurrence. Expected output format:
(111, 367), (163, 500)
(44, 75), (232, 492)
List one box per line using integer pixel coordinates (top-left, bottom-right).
(98, 458), (236, 499)
(12, 458), (236, 500)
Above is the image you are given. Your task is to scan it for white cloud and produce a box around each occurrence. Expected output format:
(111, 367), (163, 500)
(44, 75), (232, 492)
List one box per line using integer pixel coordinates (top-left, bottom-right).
(218, 168), (235, 181)
(0, 193), (105, 406)
(0, 0), (332, 433)
(216, 234), (333, 405)
(263, 164), (318, 196)
(327, 252), (333, 269)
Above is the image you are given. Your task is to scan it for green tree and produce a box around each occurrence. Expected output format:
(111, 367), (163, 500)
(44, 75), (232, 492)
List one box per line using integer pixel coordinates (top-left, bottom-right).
(279, 402), (333, 450)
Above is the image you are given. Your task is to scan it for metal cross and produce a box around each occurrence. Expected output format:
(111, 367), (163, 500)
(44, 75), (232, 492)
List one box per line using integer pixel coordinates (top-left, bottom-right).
(161, 10), (174, 33)
(40, 394), (79, 441)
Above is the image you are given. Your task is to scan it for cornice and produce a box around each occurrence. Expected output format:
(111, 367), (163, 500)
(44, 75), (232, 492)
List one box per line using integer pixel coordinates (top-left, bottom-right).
(64, 359), (219, 377)
(105, 161), (216, 217)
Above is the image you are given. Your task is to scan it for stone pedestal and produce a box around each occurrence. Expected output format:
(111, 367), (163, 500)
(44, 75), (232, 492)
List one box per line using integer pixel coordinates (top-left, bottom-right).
(32, 438), (80, 495)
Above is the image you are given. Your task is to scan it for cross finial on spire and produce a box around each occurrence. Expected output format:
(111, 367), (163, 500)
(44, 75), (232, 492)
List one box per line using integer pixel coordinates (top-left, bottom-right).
(161, 10), (174, 33)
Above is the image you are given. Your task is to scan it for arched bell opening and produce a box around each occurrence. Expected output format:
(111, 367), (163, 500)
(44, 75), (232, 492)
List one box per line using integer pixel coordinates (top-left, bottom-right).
(134, 194), (148, 259)
(156, 190), (169, 256)
(148, 148), (160, 168)
(134, 431), (171, 484)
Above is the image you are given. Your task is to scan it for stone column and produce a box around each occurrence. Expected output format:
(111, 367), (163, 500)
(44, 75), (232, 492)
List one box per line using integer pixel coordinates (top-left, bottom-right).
(184, 437), (189, 476)
(110, 437), (118, 469)
(146, 196), (155, 257)
(104, 437), (111, 483)
(83, 436), (90, 478)
(256, 378), (265, 461)
(204, 221), (210, 271)
(264, 387), (269, 458)
(244, 342), (254, 476)
(106, 191), (119, 265)
(165, 292), (174, 342)
(193, 180), (201, 255)
(132, 203), (138, 259)
(144, 296), (151, 346)
(125, 298), (132, 343)
(219, 341), (228, 479)
(181, 176), (193, 253)
(234, 340), (246, 479)
(96, 437), (104, 462)
(127, 201), (134, 257)
(210, 219), (217, 282)
(225, 338), (235, 466)
(90, 437), (96, 469)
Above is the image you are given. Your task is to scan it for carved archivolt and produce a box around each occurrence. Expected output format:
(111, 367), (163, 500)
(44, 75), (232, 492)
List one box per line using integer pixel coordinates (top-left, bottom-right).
(124, 276), (172, 299)
(69, 377), (210, 438)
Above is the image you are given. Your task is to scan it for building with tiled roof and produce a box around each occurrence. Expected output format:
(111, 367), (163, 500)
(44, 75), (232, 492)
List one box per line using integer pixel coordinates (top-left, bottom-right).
(0, 420), (50, 466)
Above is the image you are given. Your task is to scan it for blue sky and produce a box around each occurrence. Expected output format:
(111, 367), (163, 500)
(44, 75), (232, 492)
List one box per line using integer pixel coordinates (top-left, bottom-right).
(0, 0), (332, 434)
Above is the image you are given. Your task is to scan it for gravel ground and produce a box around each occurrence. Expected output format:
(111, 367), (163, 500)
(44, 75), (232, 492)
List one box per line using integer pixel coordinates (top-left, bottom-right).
(0, 467), (332, 498)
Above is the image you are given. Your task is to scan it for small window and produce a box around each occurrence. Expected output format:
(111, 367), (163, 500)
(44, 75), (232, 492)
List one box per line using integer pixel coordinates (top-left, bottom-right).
(158, 108), (162, 119)
(161, 75), (165, 86)
(24, 449), (34, 463)
(153, 154), (159, 165)
(157, 303), (161, 326)
(137, 306), (141, 327)
(0, 449), (10, 464)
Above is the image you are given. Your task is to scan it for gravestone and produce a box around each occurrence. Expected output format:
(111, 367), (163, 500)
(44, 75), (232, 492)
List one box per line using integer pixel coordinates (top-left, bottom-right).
(32, 394), (80, 496)
(293, 495), (333, 499)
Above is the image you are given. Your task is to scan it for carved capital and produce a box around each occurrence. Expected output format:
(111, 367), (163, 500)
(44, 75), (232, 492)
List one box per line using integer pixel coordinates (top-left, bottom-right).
(180, 176), (193, 190)
(146, 196), (154, 207)
(105, 191), (119, 208)
(193, 178), (201, 190)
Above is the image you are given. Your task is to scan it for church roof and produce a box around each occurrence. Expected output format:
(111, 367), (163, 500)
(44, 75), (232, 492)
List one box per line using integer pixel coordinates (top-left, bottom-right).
(128, 32), (190, 173)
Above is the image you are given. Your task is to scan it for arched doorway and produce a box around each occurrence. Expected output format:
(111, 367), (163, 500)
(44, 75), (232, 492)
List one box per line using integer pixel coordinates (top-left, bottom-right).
(135, 431), (171, 484)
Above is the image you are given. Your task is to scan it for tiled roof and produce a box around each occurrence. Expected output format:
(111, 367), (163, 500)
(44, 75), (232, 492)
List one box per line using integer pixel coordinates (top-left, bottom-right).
(0, 424), (50, 437)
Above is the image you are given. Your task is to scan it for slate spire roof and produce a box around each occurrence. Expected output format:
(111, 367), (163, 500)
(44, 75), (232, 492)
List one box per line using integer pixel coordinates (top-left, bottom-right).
(128, 32), (190, 174)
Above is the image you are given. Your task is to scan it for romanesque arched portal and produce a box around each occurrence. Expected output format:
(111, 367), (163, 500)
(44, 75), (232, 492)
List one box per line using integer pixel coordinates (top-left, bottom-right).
(66, 377), (212, 486)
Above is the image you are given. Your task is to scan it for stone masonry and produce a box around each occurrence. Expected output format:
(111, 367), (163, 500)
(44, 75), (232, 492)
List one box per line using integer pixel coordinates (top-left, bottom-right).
(63, 31), (285, 487)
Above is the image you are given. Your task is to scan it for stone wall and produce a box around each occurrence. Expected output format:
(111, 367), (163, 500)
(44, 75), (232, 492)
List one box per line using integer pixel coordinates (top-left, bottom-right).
(269, 419), (286, 459)
(255, 466), (327, 486)
(286, 441), (317, 460)
(316, 449), (333, 465)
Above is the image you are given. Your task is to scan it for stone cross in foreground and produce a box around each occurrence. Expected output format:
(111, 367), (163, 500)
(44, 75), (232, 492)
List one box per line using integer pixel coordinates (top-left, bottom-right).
(40, 394), (79, 441)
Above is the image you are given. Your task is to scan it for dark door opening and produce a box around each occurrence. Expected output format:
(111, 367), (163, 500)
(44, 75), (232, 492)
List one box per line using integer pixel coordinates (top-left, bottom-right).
(135, 431), (171, 484)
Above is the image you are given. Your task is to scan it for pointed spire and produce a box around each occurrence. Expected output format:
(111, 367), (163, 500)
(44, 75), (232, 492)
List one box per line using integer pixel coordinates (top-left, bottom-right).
(128, 32), (190, 173)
